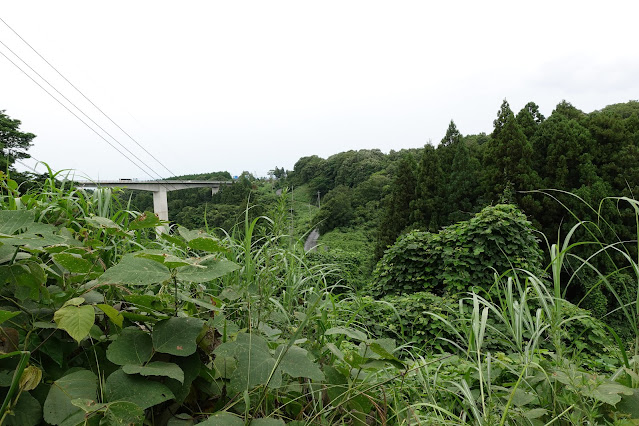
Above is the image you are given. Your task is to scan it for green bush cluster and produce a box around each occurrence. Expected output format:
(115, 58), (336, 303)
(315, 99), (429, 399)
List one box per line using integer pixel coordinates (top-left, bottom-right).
(350, 292), (458, 352)
(369, 204), (544, 298)
(350, 289), (614, 370)
(306, 249), (368, 291)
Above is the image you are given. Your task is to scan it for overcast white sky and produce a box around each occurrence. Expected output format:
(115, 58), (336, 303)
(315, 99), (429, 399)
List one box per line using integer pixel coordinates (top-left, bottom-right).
(2, 1), (638, 179)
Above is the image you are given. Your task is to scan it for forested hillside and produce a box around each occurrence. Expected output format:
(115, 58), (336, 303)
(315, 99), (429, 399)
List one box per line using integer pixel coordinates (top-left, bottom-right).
(289, 100), (639, 253)
(4, 101), (639, 424)
(285, 100), (639, 319)
(120, 99), (639, 323)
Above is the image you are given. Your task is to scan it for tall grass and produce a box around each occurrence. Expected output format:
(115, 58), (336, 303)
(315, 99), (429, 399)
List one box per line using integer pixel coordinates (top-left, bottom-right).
(407, 191), (639, 425)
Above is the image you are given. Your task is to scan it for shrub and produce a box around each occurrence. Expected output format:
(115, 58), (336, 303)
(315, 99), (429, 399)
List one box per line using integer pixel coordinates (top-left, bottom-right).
(369, 204), (544, 297)
(350, 292), (459, 352)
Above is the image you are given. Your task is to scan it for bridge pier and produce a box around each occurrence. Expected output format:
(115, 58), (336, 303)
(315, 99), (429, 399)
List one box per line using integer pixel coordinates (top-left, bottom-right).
(74, 180), (232, 235)
(152, 188), (169, 233)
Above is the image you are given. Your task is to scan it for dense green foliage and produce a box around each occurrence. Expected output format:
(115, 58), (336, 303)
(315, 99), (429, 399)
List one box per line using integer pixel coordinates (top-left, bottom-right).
(369, 204), (543, 298)
(0, 110), (34, 173)
(3, 103), (639, 424)
(285, 100), (639, 329)
(3, 169), (639, 424)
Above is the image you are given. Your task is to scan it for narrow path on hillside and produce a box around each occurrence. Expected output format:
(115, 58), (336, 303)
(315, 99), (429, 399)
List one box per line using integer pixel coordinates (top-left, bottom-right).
(304, 229), (320, 251)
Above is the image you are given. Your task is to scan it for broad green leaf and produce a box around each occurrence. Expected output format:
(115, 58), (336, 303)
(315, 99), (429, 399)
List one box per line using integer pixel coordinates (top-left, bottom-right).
(160, 233), (188, 249)
(214, 333), (281, 393)
(213, 355), (237, 379)
(71, 398), (106, 412)
(0, 309), (20, 326)
(177, 291), (221, 312)
(2, 263), (45, 301)
(367, 338), (396, 359)
(84, 216), (122, 230)
(99, 256), (170, 285)
(211, 314), (239, 337)
(43, 369), (98, 426)
(324, 365), (348, 405)
(131, 249), (166, 263)
(325, 343), (345, 363)
(128, 211), (162, 230)
(97, 304), (124, 328)
(105, 369), (174, 409)
(103, 401), (146, 426)
(123, 361), (184, 383)
(617, 389), (639, 418)
(167, 413), (195, 425)
(197, 412), (244, 426)
(123, 294), (167, 312)
(587, 381), (634, 405)
(0, 222), (68, 248)
(344, 350), (367, 368)
(176, 256), (240, 283)
(40, 335), (67, 367)
(4, 391), (41, 426)
(0, 244), (19, 264)
(162, 255), (194, 268)
(325, 327), (368, 342)
(54, 304), (95, 343)
(152, 317), (204, 356)
(106, 328), (153, 366)
(252, 419), (286, 426)
(134, 251), (193, 268)
(368, 341), (405, 369)
(177, 226), (211, 242)
(165, 353), (201, 403)
(0, 210), (34, 235)
(62, 297), (85, 307)
(52, 253), (94, 274)
(523, 408), (548, 419)
(121, 311), (161, 323)
(275, 345), (324, 381)
(505, 388), (535, 406)
(187, 237), (226, 253)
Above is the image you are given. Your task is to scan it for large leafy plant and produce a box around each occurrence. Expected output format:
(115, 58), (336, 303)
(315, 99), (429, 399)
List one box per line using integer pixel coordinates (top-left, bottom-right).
(0, 200), (248, 424)
(369, 204), (544, 297)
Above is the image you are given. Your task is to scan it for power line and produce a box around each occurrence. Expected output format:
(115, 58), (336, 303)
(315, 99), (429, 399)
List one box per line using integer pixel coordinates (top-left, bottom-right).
(0, 48), (163, 182)
(14, 159), (38, 173)
(0, 16), (180, 180)
(0, 38), (169, 184)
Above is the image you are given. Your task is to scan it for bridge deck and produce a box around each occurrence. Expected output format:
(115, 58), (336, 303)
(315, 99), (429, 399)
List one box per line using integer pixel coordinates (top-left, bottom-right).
(73, 180), (233, 232)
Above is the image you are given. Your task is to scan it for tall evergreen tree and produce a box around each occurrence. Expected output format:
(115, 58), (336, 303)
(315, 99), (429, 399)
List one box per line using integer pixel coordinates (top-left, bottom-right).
(411, 145), (444, 231)
(438, 120), (462, 178)
(484, 100), (539, 197)
(375, 153), (417, 259)
(516, 101), (545, 140)
(531, 112), (597, 189)
(440, 120), (462, 147)
(445, 139), (480, 223)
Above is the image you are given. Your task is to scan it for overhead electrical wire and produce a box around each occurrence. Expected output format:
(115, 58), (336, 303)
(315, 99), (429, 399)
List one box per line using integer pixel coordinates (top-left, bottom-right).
(0, 49), (164, 182)
(0, 19), (185, 193)
(14, 158), (39, 174)
(0, 39), (169, 184)
(0, 16), (180, 180)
